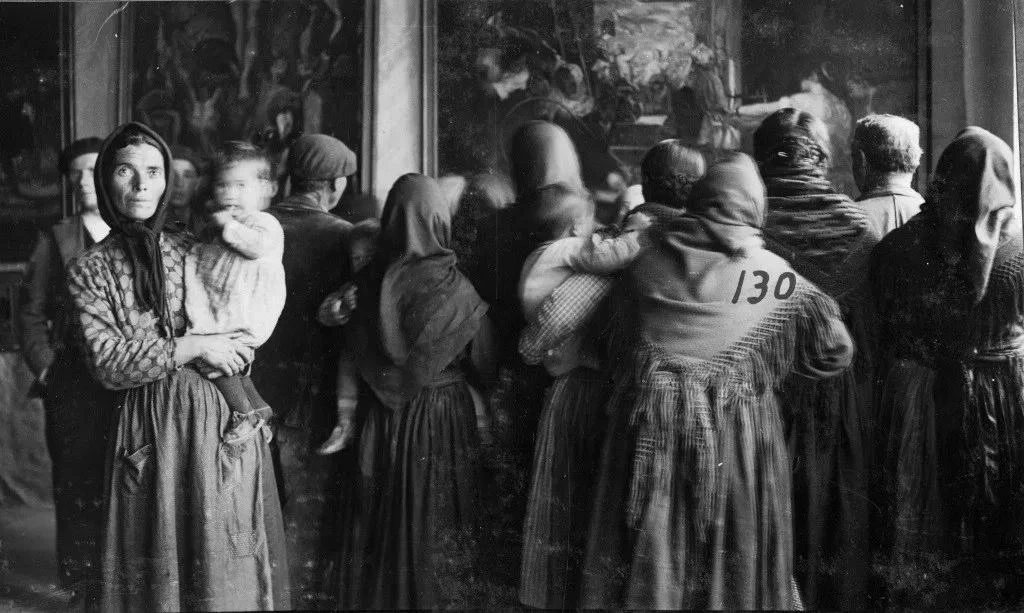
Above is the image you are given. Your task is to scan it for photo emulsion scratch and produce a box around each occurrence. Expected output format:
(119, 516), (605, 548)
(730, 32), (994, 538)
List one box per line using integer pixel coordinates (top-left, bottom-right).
(0, 1), (1022, 611)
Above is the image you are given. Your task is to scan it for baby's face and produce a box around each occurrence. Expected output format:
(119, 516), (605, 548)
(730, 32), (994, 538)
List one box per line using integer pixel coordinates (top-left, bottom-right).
(351, 239), (374, 273)
(212, 161), (271, 217)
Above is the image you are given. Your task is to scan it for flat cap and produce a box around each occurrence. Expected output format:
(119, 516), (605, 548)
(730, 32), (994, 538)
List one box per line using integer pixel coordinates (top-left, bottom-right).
(288, 134), (357, 181)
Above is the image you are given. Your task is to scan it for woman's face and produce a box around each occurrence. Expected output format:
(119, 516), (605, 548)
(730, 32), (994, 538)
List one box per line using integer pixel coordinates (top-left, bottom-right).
(109, 143), (166, 221)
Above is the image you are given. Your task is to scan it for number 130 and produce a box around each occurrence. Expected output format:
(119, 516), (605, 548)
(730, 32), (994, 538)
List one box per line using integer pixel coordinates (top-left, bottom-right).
(732, 270), (796, 304)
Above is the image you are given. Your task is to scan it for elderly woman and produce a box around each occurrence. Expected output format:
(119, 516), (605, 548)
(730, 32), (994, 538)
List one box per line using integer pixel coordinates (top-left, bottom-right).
(581, 154), (853, 609)
(872, 127), (1023, 607)
(754, 107), (880, 610)
(67, 122), (290, 611)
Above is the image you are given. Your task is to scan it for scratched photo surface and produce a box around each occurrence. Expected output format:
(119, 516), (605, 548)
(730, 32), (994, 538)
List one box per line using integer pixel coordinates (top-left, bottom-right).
(0, 1), (1022, 612)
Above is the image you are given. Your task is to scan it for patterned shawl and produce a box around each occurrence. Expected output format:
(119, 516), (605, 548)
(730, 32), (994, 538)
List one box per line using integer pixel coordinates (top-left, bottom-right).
(761, 161), (879, 297)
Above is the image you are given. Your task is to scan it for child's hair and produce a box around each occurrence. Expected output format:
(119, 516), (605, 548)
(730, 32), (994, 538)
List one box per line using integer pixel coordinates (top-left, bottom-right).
(350, 218), (380, 245)
(525, 182), (595, 243)
(211, 141), (273, 181)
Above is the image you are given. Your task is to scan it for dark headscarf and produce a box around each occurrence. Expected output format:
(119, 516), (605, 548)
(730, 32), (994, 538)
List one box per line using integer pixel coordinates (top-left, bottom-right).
(93, 122), (175, 334)
(923, 126), (1019, 304)
(348, 174), (488, 407)
(469, 122), (588, 358)
(507, 121), (584, 199)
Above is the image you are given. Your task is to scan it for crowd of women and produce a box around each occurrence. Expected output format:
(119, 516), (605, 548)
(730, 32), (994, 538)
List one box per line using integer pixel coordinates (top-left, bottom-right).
(18, 103), (1024, 611)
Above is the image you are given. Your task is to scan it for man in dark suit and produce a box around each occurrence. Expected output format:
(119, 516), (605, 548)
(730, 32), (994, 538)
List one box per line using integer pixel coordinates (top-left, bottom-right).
(19, 137), (115, 606)
(253, 133), (355, 608)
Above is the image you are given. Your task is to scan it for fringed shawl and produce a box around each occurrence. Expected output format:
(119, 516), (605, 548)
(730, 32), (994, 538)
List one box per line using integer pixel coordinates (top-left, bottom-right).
(347, 174), (488, 409)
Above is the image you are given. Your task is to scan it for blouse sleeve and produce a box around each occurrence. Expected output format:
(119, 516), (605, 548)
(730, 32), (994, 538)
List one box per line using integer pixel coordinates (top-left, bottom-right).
(566, 231), (642, 275)
(792, 287), (854, 379)
(518, 273), (614, 364)
(221, 212), (284, 260)
(67, 256), (176, 390)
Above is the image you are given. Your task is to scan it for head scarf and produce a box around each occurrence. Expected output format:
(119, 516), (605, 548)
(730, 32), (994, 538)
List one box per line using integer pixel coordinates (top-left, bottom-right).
(922, 126), (1019, 304)
(469, 122), (588, 359)
(348, 174), (488, 406)
(93, 122), (175, 333)
(669, 153), (765, 255)
(626, 153), (789, 360)
(507, 121), (584, 199)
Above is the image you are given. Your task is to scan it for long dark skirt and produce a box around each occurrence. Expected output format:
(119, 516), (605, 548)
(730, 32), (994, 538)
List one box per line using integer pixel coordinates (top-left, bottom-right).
(877, 359), (944, 559)
(519, 367), (608, 609)
(332, 390), (393, 608)
(44, 349), (114, 601)
(785, 367), (868, 610)
(361, 377), (482, 609)
(100, 367), (290, 612)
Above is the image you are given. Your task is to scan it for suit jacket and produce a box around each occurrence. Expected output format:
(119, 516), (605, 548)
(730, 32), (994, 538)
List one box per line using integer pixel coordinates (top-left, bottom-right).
(255, 194), (352, 434)
(19, 216), (94, 379)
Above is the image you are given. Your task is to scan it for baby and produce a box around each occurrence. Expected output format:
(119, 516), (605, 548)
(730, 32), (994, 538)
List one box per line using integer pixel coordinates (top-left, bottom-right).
(184, 141), (285, 446)
(518, 183), (646, 376)
(316, 220), (380, 455)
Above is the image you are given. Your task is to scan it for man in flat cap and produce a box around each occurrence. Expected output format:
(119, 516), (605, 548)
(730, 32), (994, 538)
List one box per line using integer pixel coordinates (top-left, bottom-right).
(253, 133), (356, 608)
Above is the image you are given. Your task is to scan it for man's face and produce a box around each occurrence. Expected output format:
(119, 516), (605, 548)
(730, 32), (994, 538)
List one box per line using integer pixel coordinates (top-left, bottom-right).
(67, 153), (98, 213)
(170, 159), (200, 210)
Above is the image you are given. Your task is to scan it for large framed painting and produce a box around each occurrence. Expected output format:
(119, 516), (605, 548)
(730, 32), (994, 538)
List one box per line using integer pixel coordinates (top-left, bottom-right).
(128, 1), (365, 192)
(437, 0), (923, 198)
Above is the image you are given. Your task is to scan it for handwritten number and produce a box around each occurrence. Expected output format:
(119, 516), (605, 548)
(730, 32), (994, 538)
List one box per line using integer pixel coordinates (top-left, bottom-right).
(732, 270), (746, 304)
(748, 270), (769, 304)
(774, 272), (796, 299)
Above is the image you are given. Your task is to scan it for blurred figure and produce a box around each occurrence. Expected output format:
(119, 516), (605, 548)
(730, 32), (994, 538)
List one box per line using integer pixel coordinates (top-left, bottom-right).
(254, 133), (356, 608)
(18, 137), (115, 607)
(852, 114), (924, 236)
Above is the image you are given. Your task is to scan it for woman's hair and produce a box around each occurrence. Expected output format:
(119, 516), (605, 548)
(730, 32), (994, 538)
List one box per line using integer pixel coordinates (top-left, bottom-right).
(211, 141), (273, 181)
(753, 108), (832, 170)
(59, 137), (103, 175)
(641, 140), (706, 209)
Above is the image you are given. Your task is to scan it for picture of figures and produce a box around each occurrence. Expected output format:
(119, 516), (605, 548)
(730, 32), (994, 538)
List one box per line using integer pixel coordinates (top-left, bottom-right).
(438, 0), (919, 197)
(0, 4), (69, 204)
(131, 1), (363, 190)
(740, 0), (919, 196)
